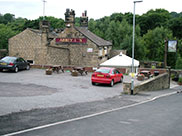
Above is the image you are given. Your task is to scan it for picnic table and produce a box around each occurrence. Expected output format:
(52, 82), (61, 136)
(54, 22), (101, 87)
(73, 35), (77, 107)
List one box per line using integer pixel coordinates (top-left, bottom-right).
(49, 65), (64, 73)
(72, 67), (87, 76)
(137, 70), (152, 80)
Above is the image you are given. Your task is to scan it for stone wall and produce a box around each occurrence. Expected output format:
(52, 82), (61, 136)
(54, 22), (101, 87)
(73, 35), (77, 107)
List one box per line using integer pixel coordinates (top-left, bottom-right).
(46, 46), (69, 65)
(123, 73), (170, 94)
(9, 27), (111, 67)
(49, 27), (110, 67)
(134, 73), (169, 94)
(9, 29), (48, 65)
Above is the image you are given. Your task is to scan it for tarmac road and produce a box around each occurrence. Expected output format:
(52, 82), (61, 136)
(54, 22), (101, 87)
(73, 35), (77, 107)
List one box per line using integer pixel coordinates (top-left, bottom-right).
(3, 90), (182, 136)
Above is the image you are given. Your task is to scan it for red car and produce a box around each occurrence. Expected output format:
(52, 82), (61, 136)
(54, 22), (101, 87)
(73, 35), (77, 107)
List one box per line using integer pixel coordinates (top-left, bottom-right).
(91, 67), (123, 87)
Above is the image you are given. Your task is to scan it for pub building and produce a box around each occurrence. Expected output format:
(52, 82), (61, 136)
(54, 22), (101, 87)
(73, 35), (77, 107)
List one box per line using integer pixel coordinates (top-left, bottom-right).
(8, 9), (112, 67)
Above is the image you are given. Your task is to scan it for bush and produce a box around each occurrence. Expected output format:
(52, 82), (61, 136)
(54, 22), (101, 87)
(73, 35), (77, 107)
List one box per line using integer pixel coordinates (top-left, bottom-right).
(178, 77), (182, 83)
(175, 55), (182, 69)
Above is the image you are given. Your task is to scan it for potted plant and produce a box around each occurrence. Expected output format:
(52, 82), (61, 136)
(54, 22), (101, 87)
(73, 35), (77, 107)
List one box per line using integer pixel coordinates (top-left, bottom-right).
(178, 77), (182, 85)
(45, 68), (53, 75)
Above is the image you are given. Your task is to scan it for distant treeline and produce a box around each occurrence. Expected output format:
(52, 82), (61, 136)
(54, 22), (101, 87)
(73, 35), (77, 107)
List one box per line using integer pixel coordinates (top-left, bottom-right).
(0, 9), (182, 69)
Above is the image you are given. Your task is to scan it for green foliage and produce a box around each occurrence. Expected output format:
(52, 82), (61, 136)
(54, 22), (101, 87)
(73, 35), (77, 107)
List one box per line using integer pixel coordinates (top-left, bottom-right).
(178, 77), (182, 83)
(7, 17), (27, 32)
(143, 27), (173, 61)
(0, 13), (15, 24)
(175, 55), (182, 69)
(0, 24), (17, 49)
(168, 17), (182, 38)
(42, 16), (64, 29)
(138, 9), (171, 35)
(24, 16), (65, 30)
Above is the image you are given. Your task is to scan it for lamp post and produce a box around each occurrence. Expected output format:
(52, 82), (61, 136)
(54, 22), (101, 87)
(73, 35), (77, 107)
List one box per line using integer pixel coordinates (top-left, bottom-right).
(131, 0), (143, 95)
(43, 0), (47, 20)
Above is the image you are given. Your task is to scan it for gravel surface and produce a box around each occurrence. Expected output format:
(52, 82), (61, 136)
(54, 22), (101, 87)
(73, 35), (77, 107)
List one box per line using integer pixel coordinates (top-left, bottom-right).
(0, 68), (133, 116)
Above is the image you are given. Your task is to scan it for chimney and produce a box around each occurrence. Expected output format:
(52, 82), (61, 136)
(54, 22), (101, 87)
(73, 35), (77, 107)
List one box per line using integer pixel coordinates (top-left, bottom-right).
(39, 20), (50, 33)
(80, 10), (88, 27)
(65, 9), (75, 28)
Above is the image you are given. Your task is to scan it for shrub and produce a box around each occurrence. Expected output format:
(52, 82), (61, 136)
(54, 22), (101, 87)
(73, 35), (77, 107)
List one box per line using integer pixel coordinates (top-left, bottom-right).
(175, 55), (182, 69)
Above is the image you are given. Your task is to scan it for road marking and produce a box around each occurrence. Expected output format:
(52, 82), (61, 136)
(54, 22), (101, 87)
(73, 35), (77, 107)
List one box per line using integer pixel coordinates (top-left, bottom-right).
(119, 121), (131, 125)
(3, 91), (177, 136)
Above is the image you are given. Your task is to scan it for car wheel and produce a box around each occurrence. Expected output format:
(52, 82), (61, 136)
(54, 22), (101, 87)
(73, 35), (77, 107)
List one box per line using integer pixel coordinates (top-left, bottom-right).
(110, 80), (114, 87)
(92, 82), (96, 85)
(26, 65), (30, 70)
(14, 66), (19, 73)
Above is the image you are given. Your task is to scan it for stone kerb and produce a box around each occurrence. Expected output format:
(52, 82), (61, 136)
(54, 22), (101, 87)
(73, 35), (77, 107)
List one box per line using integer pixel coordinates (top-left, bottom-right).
(123, 73), (169, 95)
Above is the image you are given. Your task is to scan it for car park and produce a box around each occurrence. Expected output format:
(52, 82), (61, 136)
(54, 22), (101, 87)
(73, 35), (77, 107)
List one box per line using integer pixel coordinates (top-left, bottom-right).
(0, 56), (30, 73)
(91, 67), (123, 87)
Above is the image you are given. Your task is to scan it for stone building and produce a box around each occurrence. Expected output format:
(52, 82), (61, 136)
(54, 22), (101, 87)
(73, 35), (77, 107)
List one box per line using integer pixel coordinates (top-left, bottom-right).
(9, 9), (112, 67)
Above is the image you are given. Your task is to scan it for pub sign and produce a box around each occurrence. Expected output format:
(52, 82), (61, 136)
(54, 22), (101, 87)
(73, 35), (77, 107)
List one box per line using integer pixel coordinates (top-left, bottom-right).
(56, 38), (87, 44)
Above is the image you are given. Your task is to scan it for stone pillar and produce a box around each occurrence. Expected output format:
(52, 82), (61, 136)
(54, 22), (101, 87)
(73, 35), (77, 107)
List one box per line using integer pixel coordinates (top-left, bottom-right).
(123, 82), (131, 94)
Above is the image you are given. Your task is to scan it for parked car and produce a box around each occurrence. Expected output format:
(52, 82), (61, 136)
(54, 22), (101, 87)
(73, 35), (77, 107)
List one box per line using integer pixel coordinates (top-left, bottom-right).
(91, 67), (123, 87)
(0, 56), (30, 73)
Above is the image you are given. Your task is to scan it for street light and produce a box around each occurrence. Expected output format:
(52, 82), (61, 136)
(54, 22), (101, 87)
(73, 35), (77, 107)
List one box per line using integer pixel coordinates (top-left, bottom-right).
(131, 0), (143, 95)
(43, 0), (47, 20)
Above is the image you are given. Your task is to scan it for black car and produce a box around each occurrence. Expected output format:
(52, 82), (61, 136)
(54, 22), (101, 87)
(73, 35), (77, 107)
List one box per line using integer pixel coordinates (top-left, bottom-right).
(0, 56), (30, 73)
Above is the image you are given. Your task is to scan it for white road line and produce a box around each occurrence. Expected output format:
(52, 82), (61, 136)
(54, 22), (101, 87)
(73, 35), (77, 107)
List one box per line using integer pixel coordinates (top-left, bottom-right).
(3, 91), (177, 136)
(119, 121), (131, 125)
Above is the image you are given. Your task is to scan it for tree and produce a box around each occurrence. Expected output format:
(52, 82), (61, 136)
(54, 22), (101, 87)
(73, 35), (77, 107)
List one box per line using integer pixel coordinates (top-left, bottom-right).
(0, 13), (15, 24)
(0, 24), (17, 49)
(88, 18), (97, 32)
(3, 13), (15, 23)
(168, 17), (182, 38)
(121, 25), (146, 60)
(105, 20), (123, 49)
(142, 27), (173, 61)
(23, 16), (65, 30)
(123, 12), (133, 25)
(42, 16), (64, 29)
(175, 55), (182, 69)
(110, 13), (123, 22)
(138, 9), (171, 35)
(7, 17), (27, 32)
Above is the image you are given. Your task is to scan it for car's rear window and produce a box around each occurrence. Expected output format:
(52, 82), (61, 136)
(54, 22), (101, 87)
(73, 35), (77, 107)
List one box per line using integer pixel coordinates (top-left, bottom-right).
(96, 69), (110, 73)
(2, 57), (16, 63)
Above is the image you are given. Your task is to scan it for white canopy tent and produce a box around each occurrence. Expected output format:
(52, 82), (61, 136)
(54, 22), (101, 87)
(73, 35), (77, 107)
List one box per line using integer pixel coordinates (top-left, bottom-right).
(100, 52), (139, 73)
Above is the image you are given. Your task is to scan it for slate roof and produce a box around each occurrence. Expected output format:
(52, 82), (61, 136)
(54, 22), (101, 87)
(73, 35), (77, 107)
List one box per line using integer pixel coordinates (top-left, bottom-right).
(28, 28), (42, 34)
(28, 27), (112, 47)
(75, 27), (112, 47)
(28, 28), (58, 38)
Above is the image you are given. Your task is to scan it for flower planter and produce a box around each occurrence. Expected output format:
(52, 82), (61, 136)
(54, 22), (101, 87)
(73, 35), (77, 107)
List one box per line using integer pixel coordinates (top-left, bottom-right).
(46, 69), (52, 75)
(71, 70), (78, 76)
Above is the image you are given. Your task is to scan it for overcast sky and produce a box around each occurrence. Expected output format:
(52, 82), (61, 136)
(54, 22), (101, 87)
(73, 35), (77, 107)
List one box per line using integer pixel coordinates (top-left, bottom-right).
(0, 0), (181, 20)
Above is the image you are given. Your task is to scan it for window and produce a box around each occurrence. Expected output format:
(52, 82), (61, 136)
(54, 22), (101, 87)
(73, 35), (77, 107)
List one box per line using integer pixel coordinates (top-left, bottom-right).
(99, 48), (103, 57)
(115, 70), (120, 74)
(96, 69), (110, 73)
(27, 60), (34, 64)
(104, 47), (107, 55)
